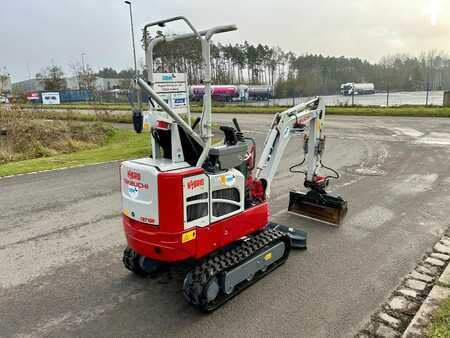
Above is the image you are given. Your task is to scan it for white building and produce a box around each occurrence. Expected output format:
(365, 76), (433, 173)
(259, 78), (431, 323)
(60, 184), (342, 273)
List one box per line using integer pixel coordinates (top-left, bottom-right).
(94, 78), (129, 91)
(13, 76), (129, 92)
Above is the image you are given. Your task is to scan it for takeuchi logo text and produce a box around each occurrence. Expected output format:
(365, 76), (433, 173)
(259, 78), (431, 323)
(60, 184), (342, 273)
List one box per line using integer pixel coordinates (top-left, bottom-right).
(124, 178), (149, 189)
(127, 171), (141, 181)
(187, 178), (204, 190)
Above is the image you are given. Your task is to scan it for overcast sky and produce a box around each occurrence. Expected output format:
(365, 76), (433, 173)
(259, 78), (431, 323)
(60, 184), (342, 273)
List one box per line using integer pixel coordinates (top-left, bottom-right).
(1, 0), (449, 82)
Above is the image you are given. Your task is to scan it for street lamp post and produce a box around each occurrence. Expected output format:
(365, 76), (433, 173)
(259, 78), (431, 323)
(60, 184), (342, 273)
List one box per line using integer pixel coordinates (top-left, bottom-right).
(351, 82), (355, 106)
(124, 0), (141, 108)
(81, 53), (86, 72)
(80, 53), (88, 101)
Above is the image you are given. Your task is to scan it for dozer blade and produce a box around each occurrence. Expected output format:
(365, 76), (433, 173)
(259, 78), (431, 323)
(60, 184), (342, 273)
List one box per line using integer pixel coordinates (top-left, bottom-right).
(288, 190), (348, 226)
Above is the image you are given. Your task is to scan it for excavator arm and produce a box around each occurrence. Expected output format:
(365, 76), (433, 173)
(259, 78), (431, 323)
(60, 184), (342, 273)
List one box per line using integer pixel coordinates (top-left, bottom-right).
(253, 96), (347, 226)
(255, 97), (325, 197)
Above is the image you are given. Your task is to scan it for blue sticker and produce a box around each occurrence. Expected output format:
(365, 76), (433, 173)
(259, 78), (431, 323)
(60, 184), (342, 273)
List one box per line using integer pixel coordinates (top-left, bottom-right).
(128, 186), (139, 199)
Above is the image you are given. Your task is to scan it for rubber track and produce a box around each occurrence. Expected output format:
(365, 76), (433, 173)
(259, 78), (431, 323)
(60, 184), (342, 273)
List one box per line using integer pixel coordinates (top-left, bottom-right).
(183, 228), (291, 312)
(123, 247), (148, 277)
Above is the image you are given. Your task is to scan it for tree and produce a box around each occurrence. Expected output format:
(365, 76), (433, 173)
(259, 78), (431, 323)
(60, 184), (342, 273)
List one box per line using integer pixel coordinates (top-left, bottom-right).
(135, 31), (450, 97)
(36, 65), (66, 91)
(70, 62), (97, 90)
(97, 67), (118, 78)
(119, 78), (133, 90)
(0, 72), (9, 94)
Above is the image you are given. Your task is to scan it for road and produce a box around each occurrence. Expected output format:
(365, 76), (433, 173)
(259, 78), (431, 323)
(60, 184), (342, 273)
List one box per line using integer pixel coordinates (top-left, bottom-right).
(1, 115), (450, 337)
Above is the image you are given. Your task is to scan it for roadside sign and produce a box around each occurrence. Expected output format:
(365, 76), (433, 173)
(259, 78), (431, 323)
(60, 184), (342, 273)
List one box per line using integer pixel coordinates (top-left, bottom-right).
(153, 82), (186, 93)
(42, 92), (60, 105)
(153, 73), (189, 114)
(26, 91), (40, 101)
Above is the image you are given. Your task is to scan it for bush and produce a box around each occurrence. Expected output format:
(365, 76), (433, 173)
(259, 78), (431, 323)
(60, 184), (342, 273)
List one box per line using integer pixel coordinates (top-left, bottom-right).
(0, 106), (114, 163)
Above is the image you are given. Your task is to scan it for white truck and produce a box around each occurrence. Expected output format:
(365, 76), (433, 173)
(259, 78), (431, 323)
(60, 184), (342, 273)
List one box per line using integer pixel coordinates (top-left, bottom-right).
(340, 83), (375, 96)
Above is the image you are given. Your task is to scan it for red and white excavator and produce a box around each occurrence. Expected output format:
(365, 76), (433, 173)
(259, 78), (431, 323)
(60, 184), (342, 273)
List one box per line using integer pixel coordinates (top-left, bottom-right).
(120, 17), (347, 311)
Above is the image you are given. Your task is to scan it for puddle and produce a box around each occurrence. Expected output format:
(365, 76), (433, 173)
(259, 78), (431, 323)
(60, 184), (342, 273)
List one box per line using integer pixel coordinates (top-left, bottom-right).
(346, 166), (385, 176)
(354, 167), (385, 176)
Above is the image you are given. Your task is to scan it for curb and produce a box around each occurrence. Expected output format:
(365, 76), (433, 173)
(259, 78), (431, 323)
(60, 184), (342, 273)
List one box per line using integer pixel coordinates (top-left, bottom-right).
(356, 227), (450, 338)
(0, 160), (121, 180)
(403, 247), (450, 337)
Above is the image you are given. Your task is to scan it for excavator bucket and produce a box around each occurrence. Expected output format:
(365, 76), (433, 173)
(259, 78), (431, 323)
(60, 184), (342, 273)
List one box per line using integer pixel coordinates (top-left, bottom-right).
(288, 190), (348, 226)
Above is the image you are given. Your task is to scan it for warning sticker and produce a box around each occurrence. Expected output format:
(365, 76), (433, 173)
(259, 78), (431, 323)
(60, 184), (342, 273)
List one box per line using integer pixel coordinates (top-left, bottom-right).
(182, 229), (197, 243)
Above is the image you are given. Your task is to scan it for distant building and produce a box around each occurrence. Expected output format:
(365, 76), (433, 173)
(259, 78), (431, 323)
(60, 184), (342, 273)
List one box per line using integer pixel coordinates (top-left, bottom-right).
(13, 78), (43, 92)
(13, 76), (129, 92)
(13, 76), (79, 92)
(94, 77), (127, 91)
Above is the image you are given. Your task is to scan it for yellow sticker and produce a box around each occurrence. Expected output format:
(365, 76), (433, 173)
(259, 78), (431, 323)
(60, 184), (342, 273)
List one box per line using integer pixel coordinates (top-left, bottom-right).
(123, 208), (129, 216)
(264, 252), (272, 261)
(143, 122), (149, 130)
(182, 229), (196, 243)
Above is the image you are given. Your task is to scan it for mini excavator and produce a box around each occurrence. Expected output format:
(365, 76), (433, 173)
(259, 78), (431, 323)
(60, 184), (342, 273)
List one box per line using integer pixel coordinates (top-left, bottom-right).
(120, 17), (348, 311)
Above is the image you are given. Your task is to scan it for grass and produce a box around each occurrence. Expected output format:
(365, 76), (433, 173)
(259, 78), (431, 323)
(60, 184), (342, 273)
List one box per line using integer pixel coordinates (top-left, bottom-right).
(327, 106), (450, 117)
(21, 102), (131, 111)
(20, 102), (450, 117)
(0, 128), (150, 177)
(0, 119), (116, 164)
(189, 105), (450, 117)
(17, 106), (450, 121)
(426, 296), (450, 337)
(4, 108), (133, 123)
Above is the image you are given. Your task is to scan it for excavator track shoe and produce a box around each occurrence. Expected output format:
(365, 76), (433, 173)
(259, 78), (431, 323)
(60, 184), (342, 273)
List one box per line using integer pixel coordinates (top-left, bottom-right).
(183, 228), (291, 312)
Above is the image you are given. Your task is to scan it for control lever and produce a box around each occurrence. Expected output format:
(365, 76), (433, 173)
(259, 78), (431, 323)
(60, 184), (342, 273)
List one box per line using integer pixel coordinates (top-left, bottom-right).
(132, 108), (143, 133)
(192, 117), (201, 130)
(232, 118), (241, 131)
(232, 118), (244, 142)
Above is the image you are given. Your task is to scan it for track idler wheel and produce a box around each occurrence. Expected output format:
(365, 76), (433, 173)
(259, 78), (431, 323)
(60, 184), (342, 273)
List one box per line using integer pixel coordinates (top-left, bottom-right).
(123, 247), (161, 277)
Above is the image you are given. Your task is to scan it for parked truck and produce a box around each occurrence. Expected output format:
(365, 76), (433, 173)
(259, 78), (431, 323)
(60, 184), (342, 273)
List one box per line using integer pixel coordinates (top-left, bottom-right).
(190, 85), (248, 102)
(340, 83), (375, 96)
(248, 85), (273, 101)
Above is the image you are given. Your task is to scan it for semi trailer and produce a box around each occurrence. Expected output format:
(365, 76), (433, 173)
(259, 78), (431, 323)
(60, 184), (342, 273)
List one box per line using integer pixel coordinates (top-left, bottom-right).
(340, 82), (375, 96)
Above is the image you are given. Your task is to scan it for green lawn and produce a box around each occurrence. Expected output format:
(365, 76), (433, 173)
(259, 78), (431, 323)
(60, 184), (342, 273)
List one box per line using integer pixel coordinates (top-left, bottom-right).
(427, 296), (450, 337)
(21, 102), (131, 111)
(21, 102), (450, 117)
(17, 105), (450, 123)
(189, 105), (450, 117)
(0, 128), (150, 177)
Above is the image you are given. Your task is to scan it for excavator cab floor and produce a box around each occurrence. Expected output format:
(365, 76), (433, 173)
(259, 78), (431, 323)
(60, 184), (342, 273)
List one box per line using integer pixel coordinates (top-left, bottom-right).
(288, 190), (348, 226)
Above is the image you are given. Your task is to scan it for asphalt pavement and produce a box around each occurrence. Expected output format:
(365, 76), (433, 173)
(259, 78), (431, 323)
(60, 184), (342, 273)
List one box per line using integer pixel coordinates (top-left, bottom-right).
(1, 115), (450, 337)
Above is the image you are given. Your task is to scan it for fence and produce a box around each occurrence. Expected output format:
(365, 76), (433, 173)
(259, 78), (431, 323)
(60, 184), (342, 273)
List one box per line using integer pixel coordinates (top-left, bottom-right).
(248, 90), (447, 107)
(88, 90), (448, 107)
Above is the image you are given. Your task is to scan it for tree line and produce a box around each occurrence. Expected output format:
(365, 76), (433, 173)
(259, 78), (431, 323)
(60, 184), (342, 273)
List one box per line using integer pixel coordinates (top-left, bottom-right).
(33, 40), (450, 98)
(151, 38), (450, 97)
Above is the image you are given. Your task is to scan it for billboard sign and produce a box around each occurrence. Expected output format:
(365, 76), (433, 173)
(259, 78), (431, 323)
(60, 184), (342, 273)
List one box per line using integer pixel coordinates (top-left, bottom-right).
(26, 91), (40, 101)
(42, 92), (60, 105)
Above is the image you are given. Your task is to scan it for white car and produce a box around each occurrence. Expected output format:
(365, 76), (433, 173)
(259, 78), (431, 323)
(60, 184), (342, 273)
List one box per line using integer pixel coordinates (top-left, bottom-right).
(0, 96), (9, 104)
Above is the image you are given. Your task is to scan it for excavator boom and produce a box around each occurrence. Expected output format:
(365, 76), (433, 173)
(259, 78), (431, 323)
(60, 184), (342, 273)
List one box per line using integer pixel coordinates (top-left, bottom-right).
(254, 97), (348, 226)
